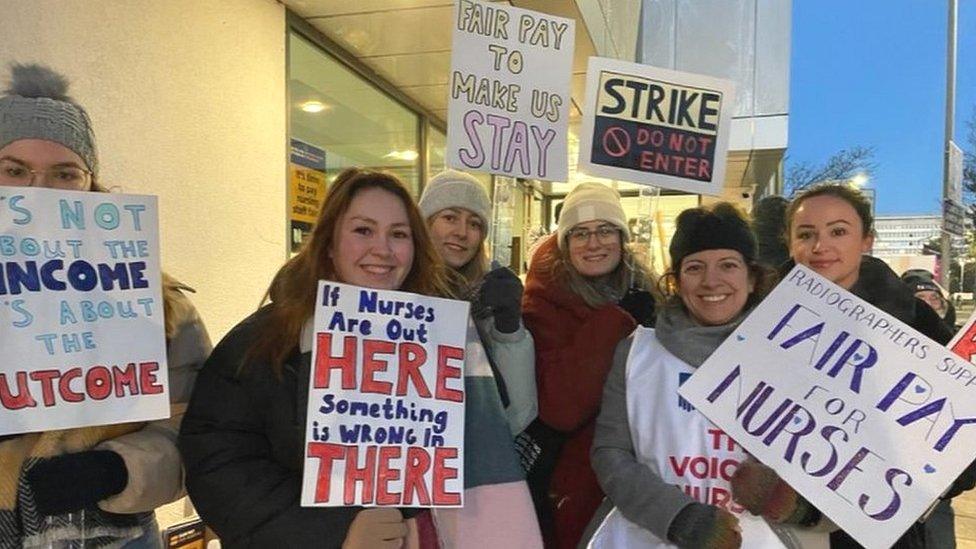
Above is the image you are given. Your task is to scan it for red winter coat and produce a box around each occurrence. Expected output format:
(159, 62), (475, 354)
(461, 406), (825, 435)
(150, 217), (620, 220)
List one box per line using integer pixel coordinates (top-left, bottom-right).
(522, 235), (636, 548)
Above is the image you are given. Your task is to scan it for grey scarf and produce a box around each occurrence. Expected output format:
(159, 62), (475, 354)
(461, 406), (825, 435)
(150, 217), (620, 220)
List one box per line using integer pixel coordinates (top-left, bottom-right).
(654, 304), (749, 367)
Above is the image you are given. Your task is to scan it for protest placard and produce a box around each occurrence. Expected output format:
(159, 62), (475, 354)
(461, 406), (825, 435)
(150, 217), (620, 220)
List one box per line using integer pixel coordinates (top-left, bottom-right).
(679, 265), (976, 549)
(0, 187), (168, 435)
(301, 281), (469, 507)
(949, 309), (976, 364)
(578, 58), (734, 195)
(446, 0), (574, 181)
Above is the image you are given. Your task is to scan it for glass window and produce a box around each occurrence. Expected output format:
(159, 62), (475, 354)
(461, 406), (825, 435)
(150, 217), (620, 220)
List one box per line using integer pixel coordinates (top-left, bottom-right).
(287, 32), (421, 250)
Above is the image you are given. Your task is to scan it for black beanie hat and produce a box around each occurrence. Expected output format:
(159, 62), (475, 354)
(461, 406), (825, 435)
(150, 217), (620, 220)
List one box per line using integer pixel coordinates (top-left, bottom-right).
(670, 202), (757, 269)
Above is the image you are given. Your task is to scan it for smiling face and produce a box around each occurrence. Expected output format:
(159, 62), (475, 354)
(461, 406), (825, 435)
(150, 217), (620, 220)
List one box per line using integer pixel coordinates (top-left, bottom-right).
(789, 195), (873, 289)
(0, 139), (92, 191)
(567, 220), (622, 278)
(331, 187), (415, 290)
(427, 207), (485, 270)
(678, 249), (754, 326)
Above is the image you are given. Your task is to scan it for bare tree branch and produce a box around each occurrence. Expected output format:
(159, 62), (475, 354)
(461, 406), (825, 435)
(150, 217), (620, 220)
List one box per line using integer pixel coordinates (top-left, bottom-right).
(785, 146), (877, 195)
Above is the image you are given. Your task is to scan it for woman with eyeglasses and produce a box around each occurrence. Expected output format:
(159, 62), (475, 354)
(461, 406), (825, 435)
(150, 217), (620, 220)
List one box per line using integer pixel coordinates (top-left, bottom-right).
(418, 169), (537, 436)
(0, 64), (211, 548)
(521, 182), (657, 548)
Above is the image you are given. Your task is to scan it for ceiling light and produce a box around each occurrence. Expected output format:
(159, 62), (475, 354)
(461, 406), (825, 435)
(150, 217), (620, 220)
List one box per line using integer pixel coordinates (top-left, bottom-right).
(384, 150), (419, 162)
(300, 100), (328, 113)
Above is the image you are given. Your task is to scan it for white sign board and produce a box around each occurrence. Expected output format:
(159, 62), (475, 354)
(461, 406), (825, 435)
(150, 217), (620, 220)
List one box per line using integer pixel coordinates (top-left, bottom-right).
(949, 141), (964, 205)
(446, 0), (574, 182)
(301, 281), (469, 507)
(0, 187), (168, 435)
(578, 57), (734, 195)
(679, 265), (976, 549)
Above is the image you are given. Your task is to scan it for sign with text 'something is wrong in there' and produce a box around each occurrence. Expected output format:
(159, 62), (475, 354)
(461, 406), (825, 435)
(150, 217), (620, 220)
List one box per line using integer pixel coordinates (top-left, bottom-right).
(0, 187), (168, 436)
(302, 281), (469, 507)
(578, 57), (734, 195)
(447, 0), (574, 182)
(679, 265), (976, 549)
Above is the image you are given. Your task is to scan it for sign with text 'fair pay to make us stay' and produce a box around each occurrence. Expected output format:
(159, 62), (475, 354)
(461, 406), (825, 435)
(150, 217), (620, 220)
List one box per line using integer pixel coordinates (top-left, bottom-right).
(679, 265), (976, 549)
(301, 282), (470, 507)
(578, 57), (734, 195)
(447, 0), (574, 182)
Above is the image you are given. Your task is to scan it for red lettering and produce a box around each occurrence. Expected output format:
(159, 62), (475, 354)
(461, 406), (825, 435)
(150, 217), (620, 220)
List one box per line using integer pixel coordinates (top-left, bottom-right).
(59, 367), (84, 402)
(668, 133), (683, 152)
(362, 340), (395, 395)
(397, 342), (430, 397)
(86, 366), (112, 400)
(698, 158), (711, 179)
(307, 442), (345, 503)
(435, 346), (464, 402)
(432, 447), (461, 505)
(375, 446), (402, 505)
(711, 486), (731, 508)
(639, 150), (654, 170)
(403, 446), (432, 506)
(684, 157), (699, 177)
(139, 362), (163, 395)
(113, 363), (140, 396)
(343, 445), (377, 505)
(669, 455), (690, 476)
(314, 333), (357, 389)
(29, 369), (60, 406)
(0, 372), (37, 410)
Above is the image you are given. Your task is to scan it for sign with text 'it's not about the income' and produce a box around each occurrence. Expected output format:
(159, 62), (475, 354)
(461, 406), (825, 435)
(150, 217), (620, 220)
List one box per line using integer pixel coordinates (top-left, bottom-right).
(679, 265), (976, 548)
(578, 58), (734, 195)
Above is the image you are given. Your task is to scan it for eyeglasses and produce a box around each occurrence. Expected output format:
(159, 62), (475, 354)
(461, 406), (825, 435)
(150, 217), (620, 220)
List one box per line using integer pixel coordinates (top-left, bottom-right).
(567, 224), (620, 245)
(0, 159), (92, 190)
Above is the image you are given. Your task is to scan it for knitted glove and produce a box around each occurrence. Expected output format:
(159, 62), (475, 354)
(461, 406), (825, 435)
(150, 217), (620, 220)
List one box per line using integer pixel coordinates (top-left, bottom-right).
(667, 502), (742, 549)
(730, 457), (820, 525)
(617, 287), (656, 327)
(479, 267), (523, 333)
(26, 450), (128, 516)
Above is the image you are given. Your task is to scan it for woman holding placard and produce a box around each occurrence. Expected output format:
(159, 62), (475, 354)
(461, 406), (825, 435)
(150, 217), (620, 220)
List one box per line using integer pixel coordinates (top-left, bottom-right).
(585, 202), (803, 548)
(179, 168), (541, 548)
(418, 168), (537, 436)
(0, 64), (211, 547)
(730, 182), (974, 549)
(521, 182), (657, 548)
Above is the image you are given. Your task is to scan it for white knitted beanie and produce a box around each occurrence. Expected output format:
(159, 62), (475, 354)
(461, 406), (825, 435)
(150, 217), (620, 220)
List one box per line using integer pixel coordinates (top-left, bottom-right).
(419, 169), (491, 231)
(556, 182), (630, 249)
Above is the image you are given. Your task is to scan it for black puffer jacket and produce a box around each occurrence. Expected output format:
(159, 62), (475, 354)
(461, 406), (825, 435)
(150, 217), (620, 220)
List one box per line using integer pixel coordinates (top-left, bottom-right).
(784, 257), (975, 549)
(178, 309), (359, 548)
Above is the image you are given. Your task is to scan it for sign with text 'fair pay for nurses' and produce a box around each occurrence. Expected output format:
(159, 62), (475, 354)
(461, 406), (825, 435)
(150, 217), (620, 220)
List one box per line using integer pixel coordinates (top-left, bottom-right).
(679, 265), (976, 549)
(447, 0), (574, 182)
(578, 57), (734, 195)
(0, 187), (168, 435)
(302, 281), (470, 507)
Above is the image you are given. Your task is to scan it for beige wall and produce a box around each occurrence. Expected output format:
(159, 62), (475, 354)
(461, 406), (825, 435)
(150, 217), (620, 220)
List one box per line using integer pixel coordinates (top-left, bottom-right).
(1, 0), (287, 339)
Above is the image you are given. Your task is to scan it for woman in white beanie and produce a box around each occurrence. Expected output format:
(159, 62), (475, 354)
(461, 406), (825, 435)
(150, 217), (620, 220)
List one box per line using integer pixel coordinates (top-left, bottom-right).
(0, 64), (211, 548)
(521, 182), (657, 548)
(418, 169), (537, 435)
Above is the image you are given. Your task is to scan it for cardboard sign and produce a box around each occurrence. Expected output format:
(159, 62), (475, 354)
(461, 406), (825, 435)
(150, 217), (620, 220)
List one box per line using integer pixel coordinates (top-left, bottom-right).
(578, 58), (734, 195)
(446, 0), (574, 181)
(679, 265), (976, 549)
(301, 281), (469, 507)
(0, 187), (168, 435)
(948, 309), (976, 366)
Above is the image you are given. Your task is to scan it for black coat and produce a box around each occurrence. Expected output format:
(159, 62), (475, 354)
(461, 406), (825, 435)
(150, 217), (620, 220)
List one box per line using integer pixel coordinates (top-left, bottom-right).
(783, 257), (974, 549)
(178, 309), (359, 548)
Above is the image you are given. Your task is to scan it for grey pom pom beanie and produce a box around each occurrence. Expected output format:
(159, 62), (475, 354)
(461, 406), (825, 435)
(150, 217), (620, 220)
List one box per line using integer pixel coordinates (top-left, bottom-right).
(0, 64), (98, 176)
(419, 169), (491, 233)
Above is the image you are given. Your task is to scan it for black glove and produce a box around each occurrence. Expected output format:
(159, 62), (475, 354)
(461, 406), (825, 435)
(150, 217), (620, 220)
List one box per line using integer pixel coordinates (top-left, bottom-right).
(479, 267), (523, 333)
(26, 450), (128, 516)
(618, 287), (656, 327)
(668, 502), (742, 549)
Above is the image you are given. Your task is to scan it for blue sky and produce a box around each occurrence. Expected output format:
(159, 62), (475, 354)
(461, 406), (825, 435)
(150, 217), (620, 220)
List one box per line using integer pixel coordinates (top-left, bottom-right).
(788, 0), (975, 215)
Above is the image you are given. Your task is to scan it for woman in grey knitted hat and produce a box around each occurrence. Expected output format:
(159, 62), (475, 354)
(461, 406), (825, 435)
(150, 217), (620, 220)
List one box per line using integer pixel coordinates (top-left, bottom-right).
(0, 64), (211, 549)
(418, 169), (537, 436)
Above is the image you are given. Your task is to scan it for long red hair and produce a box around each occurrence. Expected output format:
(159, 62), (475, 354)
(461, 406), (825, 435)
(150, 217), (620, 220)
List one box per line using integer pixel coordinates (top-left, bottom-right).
(248, 168), (454, 373)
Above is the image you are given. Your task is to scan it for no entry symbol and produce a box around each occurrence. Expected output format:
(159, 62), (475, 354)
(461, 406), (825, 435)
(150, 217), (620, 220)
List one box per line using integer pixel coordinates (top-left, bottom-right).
(602, 127), (630, 158)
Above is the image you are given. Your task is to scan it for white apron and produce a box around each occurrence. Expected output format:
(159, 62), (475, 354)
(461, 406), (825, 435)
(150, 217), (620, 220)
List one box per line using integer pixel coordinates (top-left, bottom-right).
(588, 327), (828, 549)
